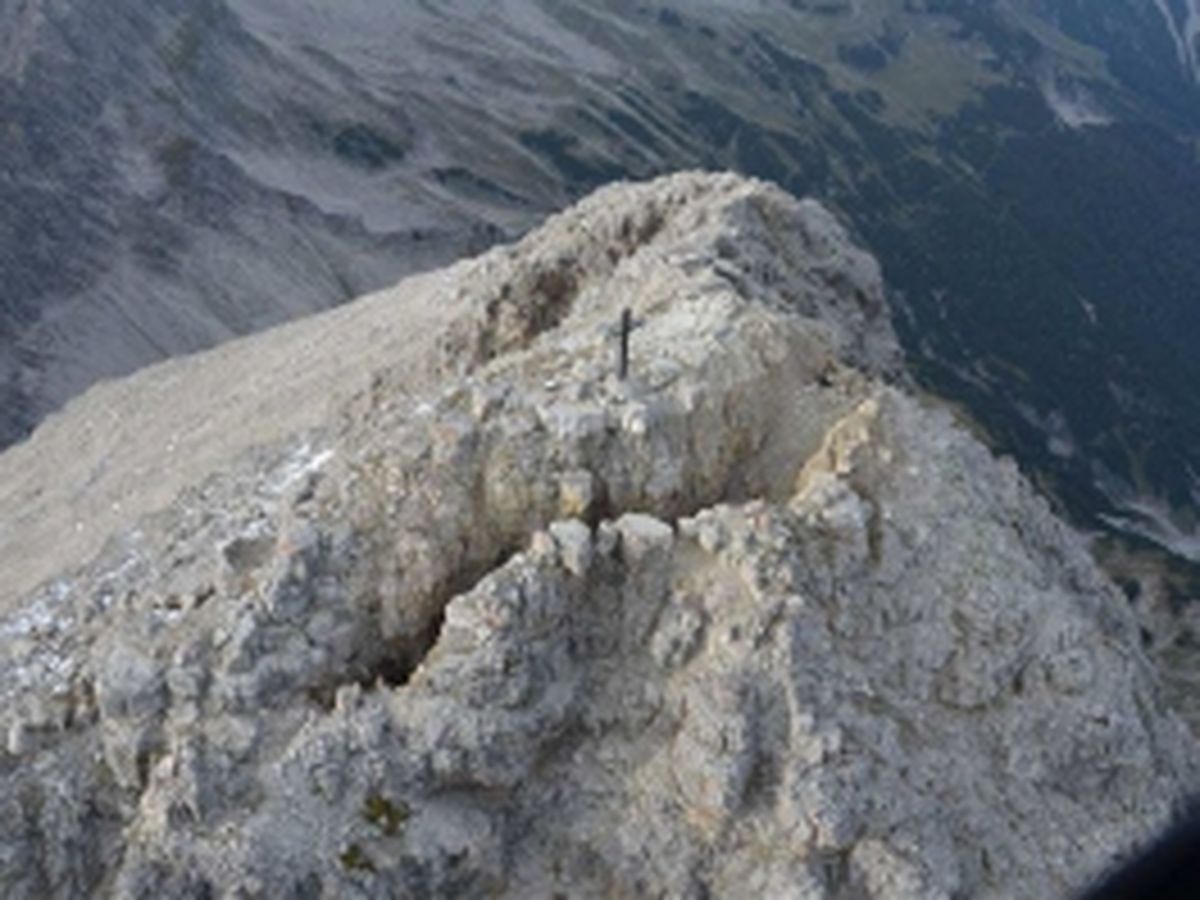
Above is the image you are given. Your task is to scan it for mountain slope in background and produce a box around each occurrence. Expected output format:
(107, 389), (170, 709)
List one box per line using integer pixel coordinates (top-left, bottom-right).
(4, 0), (1200, 584)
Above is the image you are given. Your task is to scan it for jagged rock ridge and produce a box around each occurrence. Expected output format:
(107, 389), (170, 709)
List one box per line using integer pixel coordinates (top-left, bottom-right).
(0, 174), (1195, 898)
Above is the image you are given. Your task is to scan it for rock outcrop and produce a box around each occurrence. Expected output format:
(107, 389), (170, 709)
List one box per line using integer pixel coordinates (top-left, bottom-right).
(0, 173), (1196, 898)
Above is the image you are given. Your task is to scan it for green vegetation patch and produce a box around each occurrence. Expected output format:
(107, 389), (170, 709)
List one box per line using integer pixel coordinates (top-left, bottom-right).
(518, 128), (627, 190)
(332, 124), (407, 170)
(362, 793), (410, 837)
(339, 843), (376, 873)
(157, 135), (199, 188)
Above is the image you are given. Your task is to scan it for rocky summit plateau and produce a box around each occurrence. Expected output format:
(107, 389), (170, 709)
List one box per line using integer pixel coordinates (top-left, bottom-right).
(1, 173), (1198, 898)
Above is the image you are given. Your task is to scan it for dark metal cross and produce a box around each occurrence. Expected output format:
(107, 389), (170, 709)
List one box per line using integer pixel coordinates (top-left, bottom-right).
(618, 308), (633, 380)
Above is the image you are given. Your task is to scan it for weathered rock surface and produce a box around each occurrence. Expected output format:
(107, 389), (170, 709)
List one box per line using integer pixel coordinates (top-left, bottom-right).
(0, 173), (1196, 898)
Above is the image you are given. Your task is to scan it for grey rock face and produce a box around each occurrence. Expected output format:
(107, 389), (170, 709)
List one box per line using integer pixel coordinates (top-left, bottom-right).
(0, 173), (1195, 898)
(0, 0), (510, 446)
(6, 0), (1200, 591)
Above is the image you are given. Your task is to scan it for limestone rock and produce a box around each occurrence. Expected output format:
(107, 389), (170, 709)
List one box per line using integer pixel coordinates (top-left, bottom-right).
(0, 173), (1195, 898)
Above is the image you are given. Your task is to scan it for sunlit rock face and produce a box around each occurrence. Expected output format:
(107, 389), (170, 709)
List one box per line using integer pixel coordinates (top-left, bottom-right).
(0, 173), (1194, 899)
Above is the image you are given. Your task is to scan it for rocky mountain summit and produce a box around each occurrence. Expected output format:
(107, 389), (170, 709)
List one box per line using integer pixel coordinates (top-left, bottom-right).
(1, 173), (1197, 898)
(7, 1), (1200, 579)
